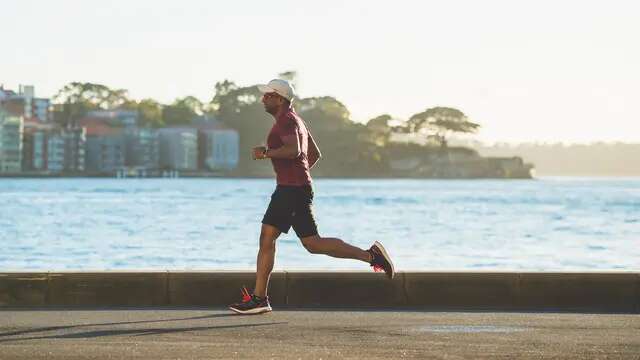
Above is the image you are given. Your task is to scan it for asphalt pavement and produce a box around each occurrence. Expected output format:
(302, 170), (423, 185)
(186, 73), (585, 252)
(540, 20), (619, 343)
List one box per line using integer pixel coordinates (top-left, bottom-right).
(0, 308), (638, 359)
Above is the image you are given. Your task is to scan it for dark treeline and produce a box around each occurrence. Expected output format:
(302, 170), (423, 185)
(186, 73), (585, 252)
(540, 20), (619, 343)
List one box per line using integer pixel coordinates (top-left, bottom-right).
(51, 76), (485, 177)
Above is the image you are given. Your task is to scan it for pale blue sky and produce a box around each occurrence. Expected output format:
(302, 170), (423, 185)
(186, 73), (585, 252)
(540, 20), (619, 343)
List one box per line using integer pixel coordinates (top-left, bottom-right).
(2, 0), (638, 143)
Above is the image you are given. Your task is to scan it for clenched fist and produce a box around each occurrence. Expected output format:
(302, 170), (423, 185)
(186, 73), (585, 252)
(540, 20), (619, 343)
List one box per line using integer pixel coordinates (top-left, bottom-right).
(252, 146), (267, 160)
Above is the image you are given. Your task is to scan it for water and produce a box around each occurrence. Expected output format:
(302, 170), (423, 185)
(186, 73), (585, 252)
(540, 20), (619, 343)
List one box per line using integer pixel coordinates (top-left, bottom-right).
(0, 178), (638, 271)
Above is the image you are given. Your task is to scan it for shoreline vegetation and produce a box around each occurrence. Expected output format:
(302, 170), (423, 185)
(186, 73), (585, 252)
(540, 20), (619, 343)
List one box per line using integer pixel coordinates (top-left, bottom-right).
(0, 172), (533, 179)
(5, 76), (535, 179)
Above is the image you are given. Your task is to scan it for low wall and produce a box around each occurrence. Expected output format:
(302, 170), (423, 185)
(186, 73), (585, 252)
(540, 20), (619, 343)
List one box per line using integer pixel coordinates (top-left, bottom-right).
(1, 272), (638, 313)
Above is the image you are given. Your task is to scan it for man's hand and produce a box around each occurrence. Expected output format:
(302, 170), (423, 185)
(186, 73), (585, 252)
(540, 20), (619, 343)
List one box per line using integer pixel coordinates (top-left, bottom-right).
(252, 146), (267, 160)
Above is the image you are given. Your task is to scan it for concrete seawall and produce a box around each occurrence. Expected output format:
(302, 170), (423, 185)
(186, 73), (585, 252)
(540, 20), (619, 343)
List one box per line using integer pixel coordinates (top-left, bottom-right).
(1, 271), (638, 313)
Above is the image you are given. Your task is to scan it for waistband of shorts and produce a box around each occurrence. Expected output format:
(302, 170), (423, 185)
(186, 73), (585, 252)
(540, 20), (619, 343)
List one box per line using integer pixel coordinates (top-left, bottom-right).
(276, 184), (313, 191)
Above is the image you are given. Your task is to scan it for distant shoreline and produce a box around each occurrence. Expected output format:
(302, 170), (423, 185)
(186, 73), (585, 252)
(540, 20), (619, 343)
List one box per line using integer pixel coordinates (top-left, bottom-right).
(2, 175), (639, 180)
(0, 172), (538, 180)
(2, 173), (638, 179)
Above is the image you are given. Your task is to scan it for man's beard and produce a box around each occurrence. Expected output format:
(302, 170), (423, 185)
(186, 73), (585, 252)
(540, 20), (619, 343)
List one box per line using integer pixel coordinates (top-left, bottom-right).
(264, 104), (278, 115)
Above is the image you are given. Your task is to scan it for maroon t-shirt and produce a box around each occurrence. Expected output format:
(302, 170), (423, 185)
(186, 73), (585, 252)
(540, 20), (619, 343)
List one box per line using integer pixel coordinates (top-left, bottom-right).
(267, 106), (312, 186)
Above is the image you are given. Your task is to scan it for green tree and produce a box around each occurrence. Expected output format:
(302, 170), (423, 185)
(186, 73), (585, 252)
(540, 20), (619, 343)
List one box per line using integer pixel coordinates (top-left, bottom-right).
(175, 96), (204, 115)
(52, 82), (131, 126)
(137, 99), (164, 128)
(407, 107), (480, 148)
(53, 82), (129, 109)
(208, 80), (238, 113)
(162, 96), (203, 126)
(366, 114), (393, 146)
(296, 96), (351, 131)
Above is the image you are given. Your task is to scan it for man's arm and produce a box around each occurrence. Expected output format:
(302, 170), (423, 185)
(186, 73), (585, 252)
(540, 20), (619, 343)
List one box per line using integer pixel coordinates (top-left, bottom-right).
(267, 134), (300, 159)
(307, 132), (321, 169)
(253, 134), (300, 160)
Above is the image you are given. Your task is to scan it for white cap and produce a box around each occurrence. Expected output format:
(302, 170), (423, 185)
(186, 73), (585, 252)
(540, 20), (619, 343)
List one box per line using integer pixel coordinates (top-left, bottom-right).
(257, 79), (295, 101)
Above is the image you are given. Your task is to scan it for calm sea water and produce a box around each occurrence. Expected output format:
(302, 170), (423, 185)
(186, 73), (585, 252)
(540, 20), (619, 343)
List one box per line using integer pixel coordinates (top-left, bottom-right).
(0, 177), (638, 271)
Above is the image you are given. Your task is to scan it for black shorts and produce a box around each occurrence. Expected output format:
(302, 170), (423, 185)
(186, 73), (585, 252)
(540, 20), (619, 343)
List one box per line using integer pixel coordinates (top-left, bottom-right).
(262, 185), (318, 238)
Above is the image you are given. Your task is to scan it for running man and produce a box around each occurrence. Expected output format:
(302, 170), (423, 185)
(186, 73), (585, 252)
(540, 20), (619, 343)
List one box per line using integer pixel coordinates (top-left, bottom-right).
(228, 79), (394, 315)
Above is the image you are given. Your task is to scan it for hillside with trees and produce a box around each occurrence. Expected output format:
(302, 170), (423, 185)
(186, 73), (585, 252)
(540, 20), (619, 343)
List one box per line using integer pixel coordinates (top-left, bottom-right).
(48, 77), (533, 178)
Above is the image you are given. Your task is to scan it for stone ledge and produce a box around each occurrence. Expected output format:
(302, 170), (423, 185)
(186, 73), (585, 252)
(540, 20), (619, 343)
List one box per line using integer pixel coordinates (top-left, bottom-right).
(0, 271), (637, 312)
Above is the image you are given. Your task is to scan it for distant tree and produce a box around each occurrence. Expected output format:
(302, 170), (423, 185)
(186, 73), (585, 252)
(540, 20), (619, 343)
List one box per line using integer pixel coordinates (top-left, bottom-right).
(407, 107), (480, 148)
(52, 82), (131, 126)
(176, 96), (204, 115)
(366, 114), (393, 146)
(53, 82), (130, 109)
(296, 96), (351, 131)
(367, 114), (392, 127)
(208, 80), (238, 113)
(162, 96), (203, 126)
(137, 99), (164, 128)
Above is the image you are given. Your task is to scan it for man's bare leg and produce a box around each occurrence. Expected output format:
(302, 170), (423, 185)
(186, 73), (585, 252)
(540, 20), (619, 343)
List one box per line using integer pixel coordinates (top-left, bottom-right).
(300, 235), (372, 263)
(253, 224), (281, 298)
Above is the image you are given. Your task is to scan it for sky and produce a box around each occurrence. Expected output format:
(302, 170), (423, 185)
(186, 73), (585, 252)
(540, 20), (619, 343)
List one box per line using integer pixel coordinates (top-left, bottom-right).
(1, 0), (639, 143)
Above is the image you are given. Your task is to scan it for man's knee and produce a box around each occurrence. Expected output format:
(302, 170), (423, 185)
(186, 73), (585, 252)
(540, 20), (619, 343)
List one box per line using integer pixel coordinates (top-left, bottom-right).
(259, 224), (280, 250)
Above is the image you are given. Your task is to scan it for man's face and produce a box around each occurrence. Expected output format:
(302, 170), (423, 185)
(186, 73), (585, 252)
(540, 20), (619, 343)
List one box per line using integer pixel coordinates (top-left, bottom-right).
(261, 91), (283, 114)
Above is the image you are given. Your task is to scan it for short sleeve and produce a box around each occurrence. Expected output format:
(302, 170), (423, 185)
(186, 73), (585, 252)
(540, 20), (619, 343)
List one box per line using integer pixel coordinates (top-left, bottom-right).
(276, 116), (299, 142)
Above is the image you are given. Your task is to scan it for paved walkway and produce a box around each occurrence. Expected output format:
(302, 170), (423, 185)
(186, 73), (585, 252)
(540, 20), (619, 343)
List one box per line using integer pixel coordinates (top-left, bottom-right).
(0, 308), (638, 359)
